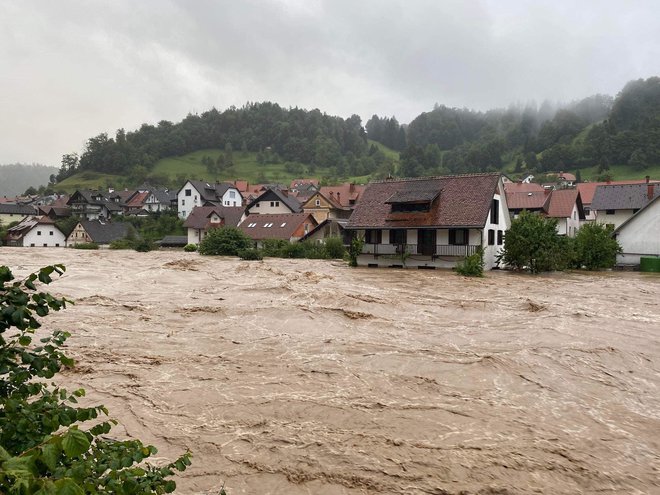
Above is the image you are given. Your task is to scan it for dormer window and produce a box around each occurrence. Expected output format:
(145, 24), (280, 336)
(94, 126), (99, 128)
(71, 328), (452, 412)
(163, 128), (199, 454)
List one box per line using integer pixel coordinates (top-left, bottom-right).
(385, 188), (439, 213)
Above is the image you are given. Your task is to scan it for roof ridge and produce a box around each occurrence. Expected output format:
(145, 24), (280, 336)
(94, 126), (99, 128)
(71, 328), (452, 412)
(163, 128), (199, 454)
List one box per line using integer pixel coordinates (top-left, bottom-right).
(368, 172), (501, 184)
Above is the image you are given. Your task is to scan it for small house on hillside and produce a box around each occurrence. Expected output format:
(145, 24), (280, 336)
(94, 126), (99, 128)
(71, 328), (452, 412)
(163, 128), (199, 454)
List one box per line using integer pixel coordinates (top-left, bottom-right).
(345, 173), (510, 270)
(505, 188), (585, 237)
(182, 206), (245, 245)
(66, 220), (133, 247)
(613, 195), (660, 267)
(6, 217), (66, 247)
(239, 212), (318, 247)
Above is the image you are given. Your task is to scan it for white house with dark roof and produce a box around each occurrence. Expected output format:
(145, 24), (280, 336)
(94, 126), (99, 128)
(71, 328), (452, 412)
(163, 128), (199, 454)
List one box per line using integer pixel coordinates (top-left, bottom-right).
(613, 195), (660, 267)
(182, 205), (245, 245)
(345, 173), (510, 270)
(591, 180), (659, 229)
(66, 220), (133, 247)
(245, 187), (302, 215)
(177, 180), (242, 219)
(6, 217), (66, 247)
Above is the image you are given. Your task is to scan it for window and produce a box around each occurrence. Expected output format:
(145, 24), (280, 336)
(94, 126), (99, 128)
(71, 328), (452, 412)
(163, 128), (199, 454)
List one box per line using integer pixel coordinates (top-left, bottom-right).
(181, 199), (185, 206)
(448, 229), (468, 245)
(270, 201), (274, 207)
(391, 202), (430, 213)
(256, 203), (260, 207)
(490, 199), (499, 224)
(497, 230), (503, 245)
(43, 244), (47, 247)
(390, 229), (407, 245)
(230, 191), (236, 198)
(606, 209), (615, 215)
(573, 210), (577, 220)
(280, 222), (287, 227)
(185, 189), (192, 196)
(194, 195), (197, 201)
(488, 229), (495, 246)
(275, 201), (280, 207)
(49, 231), (53, 236)
(365, 229), (382, 244)
(315, 199), (321, 206)
(55, 244), (60, 247)
(37, 231), (42, 236)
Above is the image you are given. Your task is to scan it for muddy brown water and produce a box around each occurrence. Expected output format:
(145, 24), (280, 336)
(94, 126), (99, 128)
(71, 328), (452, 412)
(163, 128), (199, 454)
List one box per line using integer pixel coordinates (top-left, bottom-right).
(2, 248), (659, 494)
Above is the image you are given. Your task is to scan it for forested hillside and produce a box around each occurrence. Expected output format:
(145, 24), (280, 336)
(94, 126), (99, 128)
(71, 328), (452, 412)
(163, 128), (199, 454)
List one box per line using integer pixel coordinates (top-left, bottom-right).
(54, 77), (659, 189)
(0, 163), (58, 197)
(393, 77), (660, 178)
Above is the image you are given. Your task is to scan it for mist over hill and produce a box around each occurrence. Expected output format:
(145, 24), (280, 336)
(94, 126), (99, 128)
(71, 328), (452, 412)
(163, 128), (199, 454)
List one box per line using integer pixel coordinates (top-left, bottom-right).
(0, 163), (58, 197)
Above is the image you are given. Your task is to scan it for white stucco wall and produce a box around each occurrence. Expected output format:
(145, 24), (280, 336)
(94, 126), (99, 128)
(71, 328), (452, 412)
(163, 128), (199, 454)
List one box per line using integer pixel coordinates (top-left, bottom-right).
(221, 189), (242, 207)
(23, 226), (65, 247)
(594, 209), (635, 230)
(178, 182), (202, 219)
(248, 201), (292, 215)
(615, 202), (660, 265)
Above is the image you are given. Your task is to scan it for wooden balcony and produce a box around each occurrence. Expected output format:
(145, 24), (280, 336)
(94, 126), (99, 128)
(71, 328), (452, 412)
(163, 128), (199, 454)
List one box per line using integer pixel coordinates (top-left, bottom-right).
(362, 243), (479, 257)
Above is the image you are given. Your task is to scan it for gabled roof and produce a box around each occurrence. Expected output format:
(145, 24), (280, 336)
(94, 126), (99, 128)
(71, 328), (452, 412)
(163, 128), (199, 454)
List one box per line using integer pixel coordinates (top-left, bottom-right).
(77, 220), (132, 244)
(247, 187), (302, 213)
(299, 218), (348, 242)
(301, 190), (345, 210)
(591, 183), (660, 211)
(319, 183), (365, 207)
(544, 189), (584, 219)
(577, 179), (659, 205)
(7, 216), (60, 236)
(152, 188), (176, 204)
(126, 191), (150, 208)
(347, 173), (501, 229)
(182, 206), (244, 229)
(179, 180), (239, 202)
(505, 190), (549, 211)
(239, 213), (317, 240)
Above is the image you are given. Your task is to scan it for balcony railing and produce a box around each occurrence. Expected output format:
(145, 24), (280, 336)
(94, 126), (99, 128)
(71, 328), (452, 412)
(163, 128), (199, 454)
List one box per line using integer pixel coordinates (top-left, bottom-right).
(362, 243), (479, 257)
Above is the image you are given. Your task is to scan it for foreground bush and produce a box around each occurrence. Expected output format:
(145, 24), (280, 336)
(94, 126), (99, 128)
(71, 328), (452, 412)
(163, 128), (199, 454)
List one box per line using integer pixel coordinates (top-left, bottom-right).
(455, 248), (484, 277)
(498, 211), (567, 273)
(72, 242), (99, 250)
(198, 227), (252, 256)
(573, 223), (621, 270)
(323, 237), (346, 259)
(108, 238), (134, 250)
(0, 265), (191, 493)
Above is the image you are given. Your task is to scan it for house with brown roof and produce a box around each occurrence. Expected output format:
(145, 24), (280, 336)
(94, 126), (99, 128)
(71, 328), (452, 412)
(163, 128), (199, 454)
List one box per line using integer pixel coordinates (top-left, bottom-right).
(345, 173), (510, 270)
(505, 188), (585, 237)
(239, 213), (318, 247)
(182, 206), (245, 245)
(319, 183), (365, 209)
(300, 190), (352, 224)
(591, 180), (660, 229)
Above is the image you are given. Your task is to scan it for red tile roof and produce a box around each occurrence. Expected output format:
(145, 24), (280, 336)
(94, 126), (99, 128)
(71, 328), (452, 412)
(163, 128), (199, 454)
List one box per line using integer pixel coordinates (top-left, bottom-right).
(319, 183), (365, 208)
(347, 173), (501, 229)
(503, 182), (545, 193)
(127, 191), (149, 208)
(544, 189), (581, 218)
(505, 190), (549, 210)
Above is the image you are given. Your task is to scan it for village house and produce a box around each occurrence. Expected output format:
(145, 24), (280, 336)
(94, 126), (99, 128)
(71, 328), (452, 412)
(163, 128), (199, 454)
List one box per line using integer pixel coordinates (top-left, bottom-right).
(182, 205), (244, 245)
(613, 194), (660, 267)
(239, 212), (318, 247)
(319, 183), (365, 209)
(590, 179), (660, 229)
(245, 187), (302, 215)
(300, 189), (352, 224)
(345, 173), (510, 270)
(506, 188), (585, 237)
(66, 190), (124, 221)
(66, 219), (133, 247)
(6, 216), (66, 247)
(177, 180), (242, 219)
(299, 218), (348, 244)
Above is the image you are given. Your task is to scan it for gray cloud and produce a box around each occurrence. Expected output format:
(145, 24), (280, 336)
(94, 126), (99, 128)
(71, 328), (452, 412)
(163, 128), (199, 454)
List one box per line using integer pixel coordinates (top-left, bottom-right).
(0, 0), (658, 165)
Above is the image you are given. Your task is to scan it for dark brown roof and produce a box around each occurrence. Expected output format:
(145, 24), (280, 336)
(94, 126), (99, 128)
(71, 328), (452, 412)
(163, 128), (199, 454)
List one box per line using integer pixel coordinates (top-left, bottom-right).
(544, 189), (583, 219)
(505, 190), (549, 211)
(183, 206), (244, 229)
(347, 173), (501, 229)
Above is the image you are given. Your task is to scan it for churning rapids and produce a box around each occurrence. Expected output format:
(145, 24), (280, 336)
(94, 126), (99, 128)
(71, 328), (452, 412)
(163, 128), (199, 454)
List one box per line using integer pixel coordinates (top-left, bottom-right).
(2, 248), (659, 494)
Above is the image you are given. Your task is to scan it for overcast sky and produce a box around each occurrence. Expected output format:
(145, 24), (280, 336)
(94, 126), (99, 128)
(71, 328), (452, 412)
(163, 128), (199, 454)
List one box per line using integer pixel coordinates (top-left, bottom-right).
(1, 0), (659, 166)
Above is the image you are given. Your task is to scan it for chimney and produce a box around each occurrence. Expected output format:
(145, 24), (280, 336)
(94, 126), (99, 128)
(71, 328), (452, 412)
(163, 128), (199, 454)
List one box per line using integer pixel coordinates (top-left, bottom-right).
(337, 192), (341, 202)
(647, 176), (654, 201)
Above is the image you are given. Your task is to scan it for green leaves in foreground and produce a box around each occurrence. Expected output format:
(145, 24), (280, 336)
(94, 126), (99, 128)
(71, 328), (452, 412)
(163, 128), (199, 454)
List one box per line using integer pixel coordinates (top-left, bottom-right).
(0, 265), (193, 494)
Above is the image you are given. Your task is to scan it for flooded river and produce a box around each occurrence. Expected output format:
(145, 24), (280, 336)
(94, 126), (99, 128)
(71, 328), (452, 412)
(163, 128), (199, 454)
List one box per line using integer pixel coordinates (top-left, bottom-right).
(2, 248), (659, 494)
